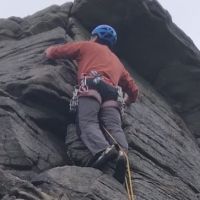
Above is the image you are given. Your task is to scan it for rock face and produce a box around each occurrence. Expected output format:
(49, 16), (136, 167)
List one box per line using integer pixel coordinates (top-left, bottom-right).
(0, 1), (200, 200)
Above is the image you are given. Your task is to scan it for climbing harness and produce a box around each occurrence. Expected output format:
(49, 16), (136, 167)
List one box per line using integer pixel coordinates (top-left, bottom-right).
(69, 71), (126, 115)
(102, 125), (136, 200)
(70, 71), (99, 113)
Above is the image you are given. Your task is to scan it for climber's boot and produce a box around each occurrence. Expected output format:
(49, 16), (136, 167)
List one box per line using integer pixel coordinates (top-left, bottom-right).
(91, 145), (119, 169)
(113, 150), (127, 184)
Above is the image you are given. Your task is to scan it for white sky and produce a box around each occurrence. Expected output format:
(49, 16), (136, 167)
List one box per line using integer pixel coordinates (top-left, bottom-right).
(158, 0), (200, 50)
(0, 0), (199, 50)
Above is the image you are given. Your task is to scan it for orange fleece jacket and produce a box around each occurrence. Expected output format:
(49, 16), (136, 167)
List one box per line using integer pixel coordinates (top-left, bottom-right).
(46, 41), (138, 102)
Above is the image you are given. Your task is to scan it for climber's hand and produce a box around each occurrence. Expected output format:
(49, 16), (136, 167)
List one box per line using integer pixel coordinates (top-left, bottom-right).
(44, 47), (54, 59)
(124, 95), (132, 106)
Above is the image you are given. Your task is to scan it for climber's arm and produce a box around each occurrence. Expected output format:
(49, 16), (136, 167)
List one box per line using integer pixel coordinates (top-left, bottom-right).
(119, 68), (138, 105)
(45, 42), (81, 60)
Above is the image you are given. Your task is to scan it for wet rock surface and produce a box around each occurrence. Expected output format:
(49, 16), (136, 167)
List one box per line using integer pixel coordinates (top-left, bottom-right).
(0, 0), (200, 200)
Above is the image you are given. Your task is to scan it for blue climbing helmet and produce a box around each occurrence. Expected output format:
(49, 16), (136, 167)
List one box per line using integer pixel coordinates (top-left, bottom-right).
(91, 25), (117, 48)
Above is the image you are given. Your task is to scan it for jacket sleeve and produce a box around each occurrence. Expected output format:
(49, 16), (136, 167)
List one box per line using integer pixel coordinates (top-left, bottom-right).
(45, 42), (82, 60)
(119, 68), (139, 103)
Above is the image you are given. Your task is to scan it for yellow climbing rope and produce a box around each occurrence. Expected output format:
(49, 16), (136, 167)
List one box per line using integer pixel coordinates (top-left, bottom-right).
(125, 154), (135, 200)
(102, 126), (136, 200)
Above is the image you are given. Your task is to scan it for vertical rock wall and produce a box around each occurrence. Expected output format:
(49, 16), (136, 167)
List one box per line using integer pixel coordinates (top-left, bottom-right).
(0, 1), (200, 200)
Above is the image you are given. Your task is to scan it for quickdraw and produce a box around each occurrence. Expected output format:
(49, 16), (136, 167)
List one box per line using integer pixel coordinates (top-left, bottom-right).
(117, 86), (126, 116)
(69, 86), (79, 112)
(79, 75), (89, 92)
(69, 74), (90, 113)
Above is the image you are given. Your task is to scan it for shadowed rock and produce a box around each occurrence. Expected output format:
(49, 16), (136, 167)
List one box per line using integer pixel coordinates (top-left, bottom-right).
(0, 0), (200, 200)
(32, 166), (127, 200)
(72, 0), (200, 140)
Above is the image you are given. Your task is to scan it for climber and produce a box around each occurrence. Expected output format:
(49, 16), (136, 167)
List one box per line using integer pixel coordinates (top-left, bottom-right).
(45, 24), (138, 184)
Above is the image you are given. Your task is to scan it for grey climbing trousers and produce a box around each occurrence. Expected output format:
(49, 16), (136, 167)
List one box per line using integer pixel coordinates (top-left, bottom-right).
(77, 96), (128, 156)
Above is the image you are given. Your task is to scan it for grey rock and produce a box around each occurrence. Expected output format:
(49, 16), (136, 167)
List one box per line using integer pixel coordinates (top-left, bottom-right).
(0, 18), (23, 40)
(0, 91), (65, 175)
(32, 166), (127, 200)
(121, 69), (200, 200)
(23, 4), (72, 36)
(65, 124), (92, 166)
(0, 168), (26, 197)
(0, 28), (75, 177)
(0, 0), (200, 200)
(2, 183), (54, 200)
(0, 169), (54, 200)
